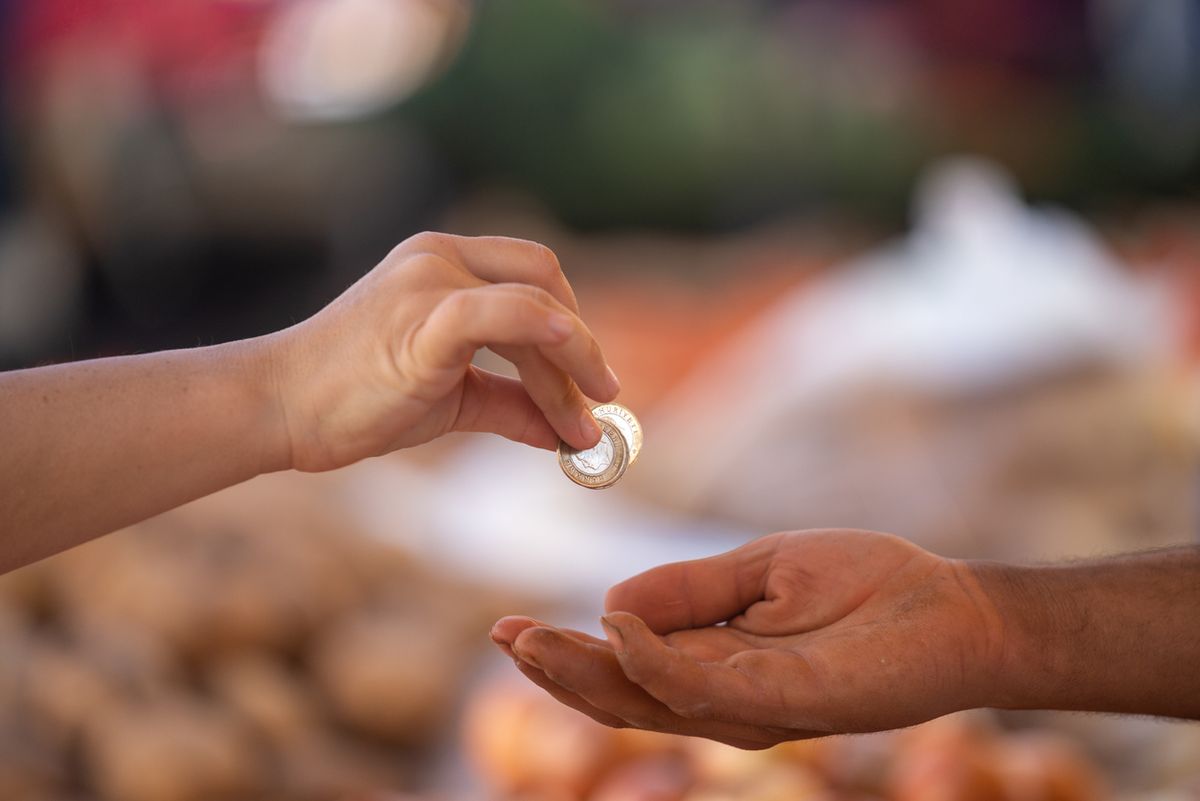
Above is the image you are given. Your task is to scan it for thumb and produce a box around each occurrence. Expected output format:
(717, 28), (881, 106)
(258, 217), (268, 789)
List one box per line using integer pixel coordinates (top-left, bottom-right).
(605, 534), (782, 633)
(454, 367), (558, 450)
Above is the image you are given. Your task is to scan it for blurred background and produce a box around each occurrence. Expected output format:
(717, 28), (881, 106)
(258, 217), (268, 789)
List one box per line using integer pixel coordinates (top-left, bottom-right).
(2, 1), (1200, 800)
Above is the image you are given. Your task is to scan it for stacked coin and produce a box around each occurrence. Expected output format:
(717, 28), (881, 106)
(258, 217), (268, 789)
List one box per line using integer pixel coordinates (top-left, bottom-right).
(558, 403), (642, 489)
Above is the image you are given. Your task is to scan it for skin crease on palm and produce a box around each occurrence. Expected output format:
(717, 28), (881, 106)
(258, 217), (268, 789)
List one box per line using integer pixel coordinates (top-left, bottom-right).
(491, 529), (1007, 750)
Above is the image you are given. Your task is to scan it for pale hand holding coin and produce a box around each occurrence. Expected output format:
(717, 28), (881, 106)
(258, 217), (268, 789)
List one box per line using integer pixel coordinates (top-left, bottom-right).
(269, 232), (620, 470)
(0, 231), (621, 571)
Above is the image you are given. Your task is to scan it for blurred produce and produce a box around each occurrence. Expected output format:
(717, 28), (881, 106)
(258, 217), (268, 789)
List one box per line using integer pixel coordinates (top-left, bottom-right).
(464, 677), (1174, 801)
(0, 473), (525, 801)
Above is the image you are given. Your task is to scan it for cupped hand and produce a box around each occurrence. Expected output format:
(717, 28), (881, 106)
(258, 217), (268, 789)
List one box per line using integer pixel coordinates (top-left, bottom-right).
(492, 530), (1007, 749)
(265, 232), (619, 472)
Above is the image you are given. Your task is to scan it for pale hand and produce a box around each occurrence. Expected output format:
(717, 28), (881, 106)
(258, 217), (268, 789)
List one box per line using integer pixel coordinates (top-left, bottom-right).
(267, 232), (619, 471)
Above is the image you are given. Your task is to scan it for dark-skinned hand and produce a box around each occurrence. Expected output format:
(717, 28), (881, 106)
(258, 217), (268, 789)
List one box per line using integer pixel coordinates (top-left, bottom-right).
(491, 529), (1005, 749)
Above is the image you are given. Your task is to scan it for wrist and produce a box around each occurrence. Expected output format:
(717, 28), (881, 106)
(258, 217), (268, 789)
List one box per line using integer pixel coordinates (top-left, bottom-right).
(228, 332), (296, 474)
(965, 560), (1080, 711)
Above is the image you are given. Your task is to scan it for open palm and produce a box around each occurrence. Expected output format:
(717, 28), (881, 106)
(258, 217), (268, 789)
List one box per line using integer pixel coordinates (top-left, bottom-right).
(492, 530), (1004, 749)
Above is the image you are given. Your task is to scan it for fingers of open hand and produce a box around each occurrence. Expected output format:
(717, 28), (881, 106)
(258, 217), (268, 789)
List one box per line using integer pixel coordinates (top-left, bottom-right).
(514, 656), (637, 730)
(490, 615), (544, 659)
(600, 612), (822, 733)
(492, 615), (612, 651)
(509, 625), (792, 749)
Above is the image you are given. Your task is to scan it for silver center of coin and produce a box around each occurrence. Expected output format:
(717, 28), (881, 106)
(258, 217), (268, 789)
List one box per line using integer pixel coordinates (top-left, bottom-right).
(569, 431), (615, 475)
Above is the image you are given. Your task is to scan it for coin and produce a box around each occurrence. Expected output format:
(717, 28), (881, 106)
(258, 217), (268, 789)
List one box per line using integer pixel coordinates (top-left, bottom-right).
(558, 418), (629, 490)
(590, 402), (643, 465)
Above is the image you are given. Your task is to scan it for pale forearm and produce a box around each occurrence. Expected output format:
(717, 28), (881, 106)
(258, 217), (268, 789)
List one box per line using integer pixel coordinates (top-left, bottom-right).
(0, 337), (289, 571)
(976, 547), (1200, 719)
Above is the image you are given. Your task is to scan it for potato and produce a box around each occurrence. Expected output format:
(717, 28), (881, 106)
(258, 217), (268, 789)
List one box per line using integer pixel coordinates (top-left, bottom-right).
(887, 715), (1008, 801)
(208, 652), (322, 746)
(22, 642), (123, 749)
(993, 732), (1110, 801)
(0, 716), (64, 801)
(310, 609), (464, 743)
(83, 697), (263, 801)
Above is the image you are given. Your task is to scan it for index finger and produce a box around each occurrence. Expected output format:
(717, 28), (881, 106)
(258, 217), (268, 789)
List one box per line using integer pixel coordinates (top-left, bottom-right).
(604, 534), (782, 633)
(511, 625), (785, 748)
(601, 612), (824, 732)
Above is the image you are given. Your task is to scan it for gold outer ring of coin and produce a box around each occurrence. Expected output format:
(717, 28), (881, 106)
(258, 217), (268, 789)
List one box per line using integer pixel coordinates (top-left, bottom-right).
(590, 402), (643, 465)
(558, 418), (629, 490)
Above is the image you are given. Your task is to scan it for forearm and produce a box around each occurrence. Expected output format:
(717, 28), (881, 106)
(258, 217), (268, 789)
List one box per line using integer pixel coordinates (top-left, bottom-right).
(973, 547), (1200, 719)
(0, 337), (289, 571)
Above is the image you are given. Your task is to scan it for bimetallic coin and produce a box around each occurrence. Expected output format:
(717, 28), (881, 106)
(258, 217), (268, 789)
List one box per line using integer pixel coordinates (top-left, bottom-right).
(591, 402), (643, 465)
(558, 418), (628, 489)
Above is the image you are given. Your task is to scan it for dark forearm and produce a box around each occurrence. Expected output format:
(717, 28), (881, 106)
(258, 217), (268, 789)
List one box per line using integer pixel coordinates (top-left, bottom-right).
(0, 338), (289, 571)
(973, 546), (1200, 719)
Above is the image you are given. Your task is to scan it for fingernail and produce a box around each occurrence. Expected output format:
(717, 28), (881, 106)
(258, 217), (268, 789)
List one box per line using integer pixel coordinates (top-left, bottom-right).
(547, 313), (573, 340)
(599, 615), (625, 652)
(580, 409), (601, 445)
(604, 365), (621, 396)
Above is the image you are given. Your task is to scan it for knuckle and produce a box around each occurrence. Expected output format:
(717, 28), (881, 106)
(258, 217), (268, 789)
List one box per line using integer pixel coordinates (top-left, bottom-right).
(406, 230), (448, 253)
(407, 251), (458, 280)
(531, 242), (562, 277)
(494, 292), (549, 335)
(501, 282), (556, 308)
(380, 252), (459, 292)
(520, 292), (555, 324)
(507, 238), (560, 275)
(533, 241), (560, 268)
